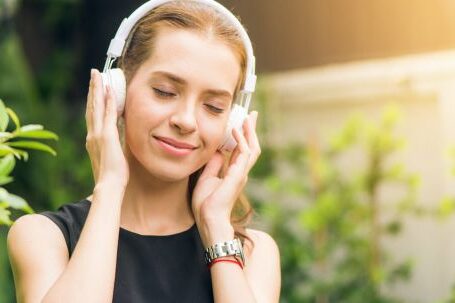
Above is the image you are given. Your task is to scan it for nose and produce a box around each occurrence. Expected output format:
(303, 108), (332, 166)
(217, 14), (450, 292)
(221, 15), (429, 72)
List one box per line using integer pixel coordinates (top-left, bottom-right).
(169, 98), (197, 134)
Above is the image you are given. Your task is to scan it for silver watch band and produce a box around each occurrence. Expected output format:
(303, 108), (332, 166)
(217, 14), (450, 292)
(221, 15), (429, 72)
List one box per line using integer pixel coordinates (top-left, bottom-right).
(204, 238), (245, 266)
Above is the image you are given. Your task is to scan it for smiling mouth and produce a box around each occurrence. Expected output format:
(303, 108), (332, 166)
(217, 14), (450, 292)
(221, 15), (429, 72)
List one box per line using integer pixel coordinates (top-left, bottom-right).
(153, 136), (197, 157)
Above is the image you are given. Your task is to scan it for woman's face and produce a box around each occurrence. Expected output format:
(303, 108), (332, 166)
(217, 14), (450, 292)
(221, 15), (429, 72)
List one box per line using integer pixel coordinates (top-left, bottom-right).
(124, 26), (241, 181)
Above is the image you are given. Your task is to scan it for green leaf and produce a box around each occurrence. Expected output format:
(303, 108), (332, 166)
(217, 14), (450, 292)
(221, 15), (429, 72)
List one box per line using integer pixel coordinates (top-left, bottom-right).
(0, 188), (32, 213)
(0, 132), (13, 141)
(6, 141), (57, 156)
(0, 99), (8, 132)
(1, 191), (32, 213)
(0, 144), (21, 158)
(15, 129), (59, 140)
(19, 124), (43, 132)
(13, 148), (29, 161)
(0, 176), (13, 186)
(0, 207), (13, 226)
(0, 154), (15, 176)
(0, 187), (8, 200)
(6, 107), (20, 130)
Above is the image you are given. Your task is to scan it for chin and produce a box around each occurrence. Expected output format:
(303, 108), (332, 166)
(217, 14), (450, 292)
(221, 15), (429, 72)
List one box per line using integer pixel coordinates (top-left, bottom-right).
(144, 156), (205, 183)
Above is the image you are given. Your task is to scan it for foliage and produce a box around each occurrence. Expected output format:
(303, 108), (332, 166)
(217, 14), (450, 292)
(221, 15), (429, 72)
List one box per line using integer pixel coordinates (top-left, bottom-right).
(0, 99), (58, 226)
(1, 1), (91, 301)
(439, 285), (455, 303)
(250, 105), (421, 303)
(435, 146), (455, 219)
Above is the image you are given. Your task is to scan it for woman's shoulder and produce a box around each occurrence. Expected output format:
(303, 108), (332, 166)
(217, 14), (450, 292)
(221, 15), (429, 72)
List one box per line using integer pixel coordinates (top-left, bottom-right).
(7, 213), (71, 302)
(9, 198), (91, 252)
(243, 227), (280, 259)
(39, 198), (92, 251)
(8, 212), (65, 242)
(242, 227), (281, 301)
(39, 198), (91, 217)
(8, 212), (66, 246)
(244, 227), (276, 242)
(9, 198), (92, 259)
(9, 198), (90, 240)
(7, 213), (69, 271)
(38, 198), (91, 231)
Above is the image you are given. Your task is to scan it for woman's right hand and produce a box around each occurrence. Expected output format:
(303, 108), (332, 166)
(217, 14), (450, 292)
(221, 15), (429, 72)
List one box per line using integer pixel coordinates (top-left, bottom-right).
(85, 68), (129, 191)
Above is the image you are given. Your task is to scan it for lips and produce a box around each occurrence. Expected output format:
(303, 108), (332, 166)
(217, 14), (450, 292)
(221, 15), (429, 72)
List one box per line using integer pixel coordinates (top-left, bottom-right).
(153, 136), (197, 157)
(153, 136), (197, 149)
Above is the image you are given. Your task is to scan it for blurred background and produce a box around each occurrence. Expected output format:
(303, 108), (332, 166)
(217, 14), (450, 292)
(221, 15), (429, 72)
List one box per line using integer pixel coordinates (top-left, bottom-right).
(1, 0), (455, 302)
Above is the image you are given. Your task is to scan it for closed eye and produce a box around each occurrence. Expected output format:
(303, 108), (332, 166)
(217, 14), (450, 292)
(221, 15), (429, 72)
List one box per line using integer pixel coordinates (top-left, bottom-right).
(205, 104), (224, 114)
(153, 88), (176, 98)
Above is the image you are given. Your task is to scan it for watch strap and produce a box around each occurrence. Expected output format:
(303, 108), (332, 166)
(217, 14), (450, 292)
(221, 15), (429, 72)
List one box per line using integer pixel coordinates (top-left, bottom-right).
(204, 238), (245, 266)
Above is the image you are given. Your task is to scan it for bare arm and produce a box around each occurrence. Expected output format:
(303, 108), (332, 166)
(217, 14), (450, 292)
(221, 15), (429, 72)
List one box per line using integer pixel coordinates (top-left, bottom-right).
(8, 69), (129, 303)
(42, 184), (123, 303)
(7, 214), (69, 303)
(192, 108), (280, 302)
(7, 184), (124, 303)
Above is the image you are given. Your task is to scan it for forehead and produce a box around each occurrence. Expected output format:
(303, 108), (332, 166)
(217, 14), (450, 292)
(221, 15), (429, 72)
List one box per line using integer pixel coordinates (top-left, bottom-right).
(136, 27), (242, 93)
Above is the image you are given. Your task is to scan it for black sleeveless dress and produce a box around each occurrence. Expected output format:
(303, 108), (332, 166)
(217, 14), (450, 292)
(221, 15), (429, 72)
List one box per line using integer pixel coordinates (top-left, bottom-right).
(39, 198), (214, 303)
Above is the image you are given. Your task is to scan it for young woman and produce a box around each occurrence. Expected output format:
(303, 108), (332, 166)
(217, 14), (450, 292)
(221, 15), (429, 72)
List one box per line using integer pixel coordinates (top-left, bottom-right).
(7, 1), (281, 302)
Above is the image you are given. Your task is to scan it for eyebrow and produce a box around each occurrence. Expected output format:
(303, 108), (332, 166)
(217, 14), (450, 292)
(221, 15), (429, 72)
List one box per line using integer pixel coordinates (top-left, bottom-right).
(151, 71), (233, 100)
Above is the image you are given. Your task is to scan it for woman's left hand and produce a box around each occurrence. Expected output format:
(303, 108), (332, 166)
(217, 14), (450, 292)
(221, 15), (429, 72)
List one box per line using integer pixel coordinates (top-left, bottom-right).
(191, 111), (260, 247)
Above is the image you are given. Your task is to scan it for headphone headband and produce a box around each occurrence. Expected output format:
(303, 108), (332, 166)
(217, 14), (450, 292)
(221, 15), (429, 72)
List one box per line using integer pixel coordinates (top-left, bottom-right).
(105, 0), (256, 93)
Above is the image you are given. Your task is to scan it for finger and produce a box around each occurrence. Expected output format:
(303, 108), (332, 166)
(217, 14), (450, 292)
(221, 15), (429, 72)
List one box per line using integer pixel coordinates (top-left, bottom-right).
(234, 125), (250, 159)
(199, 151), (224, 180)
(243, 111), (261, 170)
(211, 128), (252, 204)
(85, 70), (95, 133)
(92, 69), (105, 135)
(225, 127), (250, 179)
(228, 144), (241, 167)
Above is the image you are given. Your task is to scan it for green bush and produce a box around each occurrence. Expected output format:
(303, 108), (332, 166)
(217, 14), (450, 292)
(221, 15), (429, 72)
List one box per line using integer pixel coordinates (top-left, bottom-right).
(250, 105), (424, 303)
(0, 99), (58, 226)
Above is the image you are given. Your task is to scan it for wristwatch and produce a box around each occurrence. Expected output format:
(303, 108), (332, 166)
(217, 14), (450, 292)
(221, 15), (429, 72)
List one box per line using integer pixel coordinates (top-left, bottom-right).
(204, 238), (245, 266)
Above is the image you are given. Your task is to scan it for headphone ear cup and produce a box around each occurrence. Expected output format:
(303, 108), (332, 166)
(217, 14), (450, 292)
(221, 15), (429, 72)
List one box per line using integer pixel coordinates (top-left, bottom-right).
(219, 104), (248, 152)
(100, 68), (126, 115)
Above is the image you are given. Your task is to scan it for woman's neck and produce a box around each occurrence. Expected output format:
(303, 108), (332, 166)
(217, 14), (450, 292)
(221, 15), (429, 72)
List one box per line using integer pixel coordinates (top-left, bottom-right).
(119, 148), (195, 236)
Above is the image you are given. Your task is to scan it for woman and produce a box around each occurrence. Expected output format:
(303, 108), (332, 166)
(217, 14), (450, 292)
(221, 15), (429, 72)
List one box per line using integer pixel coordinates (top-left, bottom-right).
(7, 1), (281, 302)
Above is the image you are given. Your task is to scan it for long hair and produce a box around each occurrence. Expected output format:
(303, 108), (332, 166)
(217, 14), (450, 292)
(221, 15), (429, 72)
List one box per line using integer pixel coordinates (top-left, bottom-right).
(117, 0), (255, 247)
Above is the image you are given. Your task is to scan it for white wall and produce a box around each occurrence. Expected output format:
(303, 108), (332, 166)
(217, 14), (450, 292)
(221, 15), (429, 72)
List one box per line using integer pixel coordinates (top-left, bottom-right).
(259, 50), (455, 302)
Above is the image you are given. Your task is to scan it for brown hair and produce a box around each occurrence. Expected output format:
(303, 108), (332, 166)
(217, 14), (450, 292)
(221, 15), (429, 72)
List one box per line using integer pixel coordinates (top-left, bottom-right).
(117, 0), (255, 248)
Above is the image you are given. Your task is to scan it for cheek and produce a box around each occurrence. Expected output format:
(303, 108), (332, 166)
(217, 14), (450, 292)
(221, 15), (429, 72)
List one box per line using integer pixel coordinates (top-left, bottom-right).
(125, 90), (167, 129)
(198, 115), (228, 150)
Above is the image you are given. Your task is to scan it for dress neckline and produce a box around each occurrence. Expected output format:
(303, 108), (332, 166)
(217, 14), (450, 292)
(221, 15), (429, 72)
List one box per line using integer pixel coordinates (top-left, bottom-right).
(83, 198), (197, 239)
(119, 222), (197, 238)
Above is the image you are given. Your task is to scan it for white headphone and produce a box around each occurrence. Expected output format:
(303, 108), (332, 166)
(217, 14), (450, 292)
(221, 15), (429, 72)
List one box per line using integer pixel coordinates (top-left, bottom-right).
(101, 0), (257, 152)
